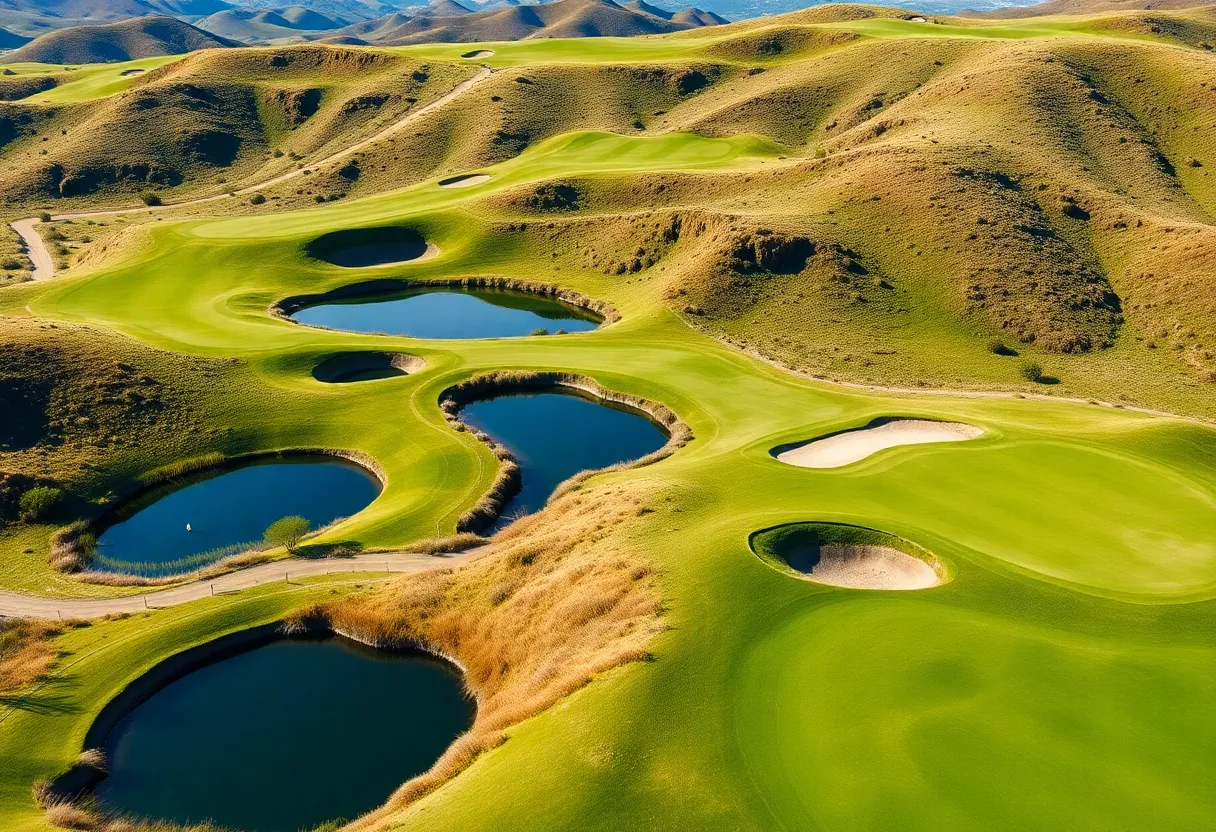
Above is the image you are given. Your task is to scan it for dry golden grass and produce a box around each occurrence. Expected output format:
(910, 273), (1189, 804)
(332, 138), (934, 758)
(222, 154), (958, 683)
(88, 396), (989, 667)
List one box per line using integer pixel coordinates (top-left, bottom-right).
(285, 488), (665, 828)
(0, 617), (64, 693)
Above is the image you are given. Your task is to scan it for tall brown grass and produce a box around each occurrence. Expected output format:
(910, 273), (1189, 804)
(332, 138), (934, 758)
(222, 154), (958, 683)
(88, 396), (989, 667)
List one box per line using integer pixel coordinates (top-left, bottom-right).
(285, 488), (666, 830)
(0, 618), (67, 693)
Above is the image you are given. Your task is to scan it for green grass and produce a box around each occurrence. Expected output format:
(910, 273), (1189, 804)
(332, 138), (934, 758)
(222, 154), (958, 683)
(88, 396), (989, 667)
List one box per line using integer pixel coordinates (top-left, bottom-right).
(1, 12), (1216, 831)
(0, 56), (185, 103)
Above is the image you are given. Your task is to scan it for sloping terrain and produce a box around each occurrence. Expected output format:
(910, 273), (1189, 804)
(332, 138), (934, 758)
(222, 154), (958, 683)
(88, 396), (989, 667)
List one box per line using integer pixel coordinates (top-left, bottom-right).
(196, 6), (351, 41)
(1, 8), (1216, 832)
(332, 0), (725, 44)
(4, 15), (237, 63)
(0, 26), (30, 48)
(0, 46), (473, 205)
(0, 0), (233, 37)
(971, 0), (1216, 17)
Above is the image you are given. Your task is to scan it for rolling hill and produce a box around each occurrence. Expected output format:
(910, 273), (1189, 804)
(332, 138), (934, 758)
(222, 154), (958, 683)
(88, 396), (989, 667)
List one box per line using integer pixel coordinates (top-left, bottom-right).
(331, 0), (726, 43)
(969, 0), (1216, 17)
(0, 0), (234, 37)
(2, 9), (1216, 832)
(196, 6), (350, 40)
(3, 16), (237, 62)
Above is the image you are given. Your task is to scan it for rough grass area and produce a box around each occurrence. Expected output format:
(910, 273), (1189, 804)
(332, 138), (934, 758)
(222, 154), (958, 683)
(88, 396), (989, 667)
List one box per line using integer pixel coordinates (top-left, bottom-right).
(0, 618), (65, 695)
(287, 489), (665, 824)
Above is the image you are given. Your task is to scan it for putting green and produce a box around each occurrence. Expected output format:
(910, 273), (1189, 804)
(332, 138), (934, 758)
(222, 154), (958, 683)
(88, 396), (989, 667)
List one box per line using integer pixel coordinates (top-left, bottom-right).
(2, 110), (1215, 831)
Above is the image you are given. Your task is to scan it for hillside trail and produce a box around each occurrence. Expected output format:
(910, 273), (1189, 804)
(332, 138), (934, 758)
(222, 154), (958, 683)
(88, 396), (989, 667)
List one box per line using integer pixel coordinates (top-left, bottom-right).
(7, 65), (495, 281)
(0, 548), (483, 619)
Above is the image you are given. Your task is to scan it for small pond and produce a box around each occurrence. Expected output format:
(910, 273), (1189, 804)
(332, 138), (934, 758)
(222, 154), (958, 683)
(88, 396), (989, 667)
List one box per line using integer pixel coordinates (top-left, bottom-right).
(95, 633), (473, 832)
(292, 287), (601, 340)
(95, 457), (381, 575)
(461, 390), (668, 529)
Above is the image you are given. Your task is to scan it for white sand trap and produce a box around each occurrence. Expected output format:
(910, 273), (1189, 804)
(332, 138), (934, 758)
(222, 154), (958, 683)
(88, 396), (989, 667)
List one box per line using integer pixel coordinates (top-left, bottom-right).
(776, 419), (982, 469)
(439, 173), (491, 188)
(120, 68), (146, 76)
(462, 50), (494, 58)
(909, 15), (928, 22)
(805, 544), (940, 590)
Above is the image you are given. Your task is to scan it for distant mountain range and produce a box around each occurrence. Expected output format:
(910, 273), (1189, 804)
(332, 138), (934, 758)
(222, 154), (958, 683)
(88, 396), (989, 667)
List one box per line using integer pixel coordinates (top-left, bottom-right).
(323, 0), (727, 45)
(4, 15), (236, 62)
(0, 0), (725, 51)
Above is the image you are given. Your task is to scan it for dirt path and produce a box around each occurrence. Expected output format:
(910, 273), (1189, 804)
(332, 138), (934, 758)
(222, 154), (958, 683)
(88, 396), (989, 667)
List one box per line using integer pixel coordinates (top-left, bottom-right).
(6, 66), (494, 281)
(0, 549), (481, 619)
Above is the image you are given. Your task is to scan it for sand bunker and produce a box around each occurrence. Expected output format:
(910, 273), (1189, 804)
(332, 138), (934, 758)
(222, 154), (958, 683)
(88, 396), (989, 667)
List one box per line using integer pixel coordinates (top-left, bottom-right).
(439, 173), (491, 189)
(312, 351), (423, 383)
(800, 544), (940, 590)
(461, 50), (494, 58)
(774, 418), (982, 469)
(750, 522), (944, 591)
(306, 227), (438, 268)
(120, 68), (146, 76)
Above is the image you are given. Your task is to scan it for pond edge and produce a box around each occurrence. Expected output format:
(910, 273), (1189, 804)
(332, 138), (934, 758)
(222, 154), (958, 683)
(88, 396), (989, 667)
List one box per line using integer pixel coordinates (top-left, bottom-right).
(438, 371), (692, 534)
(49, 448), (385, 581)
(269, 276), (621, 331)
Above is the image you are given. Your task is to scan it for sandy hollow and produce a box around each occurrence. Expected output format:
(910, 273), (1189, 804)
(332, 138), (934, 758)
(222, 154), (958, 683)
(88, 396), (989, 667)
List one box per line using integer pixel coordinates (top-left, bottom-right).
(803, 544), (940, 590)
(439, 173), (491, 188)
(776, 419), (983, 469)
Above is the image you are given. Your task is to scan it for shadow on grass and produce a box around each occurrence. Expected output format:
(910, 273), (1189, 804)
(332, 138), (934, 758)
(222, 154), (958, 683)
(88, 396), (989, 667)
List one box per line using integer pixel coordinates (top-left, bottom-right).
(0, 676), (82, 715)
(295, 540), (365, 560)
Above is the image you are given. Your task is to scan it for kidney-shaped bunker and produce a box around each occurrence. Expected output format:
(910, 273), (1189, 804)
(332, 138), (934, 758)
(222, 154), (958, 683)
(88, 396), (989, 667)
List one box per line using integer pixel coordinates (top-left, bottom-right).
(306, 226), (435, 268)
(750, 521), (944, 590)
(312, 351), (423, 383)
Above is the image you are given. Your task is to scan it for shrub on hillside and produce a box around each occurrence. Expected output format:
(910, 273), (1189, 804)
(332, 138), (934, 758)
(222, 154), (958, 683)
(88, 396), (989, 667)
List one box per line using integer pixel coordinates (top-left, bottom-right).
(249, 193), (266, 205)
(139, 191), (162, 207)
(18, 486), (62, 522)
(1020, 361), (1044, 382)
(988, 339), (1018, 356)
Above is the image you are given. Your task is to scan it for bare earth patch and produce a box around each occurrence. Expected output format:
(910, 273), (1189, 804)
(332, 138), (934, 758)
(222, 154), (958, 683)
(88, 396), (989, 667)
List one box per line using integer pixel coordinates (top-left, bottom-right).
(775, 419), (983, 469)
(802, 544), (940, 590)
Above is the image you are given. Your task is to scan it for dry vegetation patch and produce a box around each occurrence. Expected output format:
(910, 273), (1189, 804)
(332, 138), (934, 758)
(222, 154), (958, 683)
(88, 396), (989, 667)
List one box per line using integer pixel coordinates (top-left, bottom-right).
(0, 618), (65, 695)
(287, 489), (666, 827)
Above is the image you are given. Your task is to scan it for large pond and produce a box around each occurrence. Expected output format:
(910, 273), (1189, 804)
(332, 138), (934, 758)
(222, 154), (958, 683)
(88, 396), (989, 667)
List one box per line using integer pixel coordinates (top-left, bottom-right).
(291, 288), (601, 340)
(95, 457), (381, 575)
(95, 633), (473, 832)
(461, 390), (668, 529)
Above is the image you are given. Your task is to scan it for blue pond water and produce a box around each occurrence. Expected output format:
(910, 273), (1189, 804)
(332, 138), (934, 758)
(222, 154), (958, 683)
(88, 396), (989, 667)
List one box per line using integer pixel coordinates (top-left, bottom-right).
(461, 391), (668, 529)
(291, 288), (601, 339)
(97, 635), (473, 832)
(95, 457), (381, 574)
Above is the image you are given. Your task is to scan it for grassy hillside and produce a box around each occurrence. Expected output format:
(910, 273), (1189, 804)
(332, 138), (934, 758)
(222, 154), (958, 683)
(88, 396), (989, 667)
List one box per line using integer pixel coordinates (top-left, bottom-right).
(0, 111), (1213, 832)
(3, 16), (237, 64)
(0, 12), (1215, 830)
(0, 46), (475, 208)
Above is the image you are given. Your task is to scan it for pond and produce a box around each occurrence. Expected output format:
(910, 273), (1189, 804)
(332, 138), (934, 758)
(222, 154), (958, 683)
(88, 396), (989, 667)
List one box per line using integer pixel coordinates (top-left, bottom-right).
(95, 633), (473, 832)
(461, 390), (668, 529)
(95, 457), (381, 575)
(291, 287), (601, 340)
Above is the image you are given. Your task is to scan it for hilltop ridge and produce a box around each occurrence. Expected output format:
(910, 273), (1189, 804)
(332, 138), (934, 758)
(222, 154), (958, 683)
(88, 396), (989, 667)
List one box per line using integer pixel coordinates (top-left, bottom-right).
(4, 16), (237, 62)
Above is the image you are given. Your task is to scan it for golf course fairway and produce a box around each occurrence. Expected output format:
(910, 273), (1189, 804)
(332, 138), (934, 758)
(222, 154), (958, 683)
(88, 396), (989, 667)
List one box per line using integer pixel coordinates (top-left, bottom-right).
(2, 21), (1216, 832)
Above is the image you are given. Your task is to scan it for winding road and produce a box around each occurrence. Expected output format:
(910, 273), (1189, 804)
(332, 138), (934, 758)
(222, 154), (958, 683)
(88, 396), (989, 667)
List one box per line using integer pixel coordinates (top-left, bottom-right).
(0, 549), (482, 619)
(7, 66), (494, 281)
